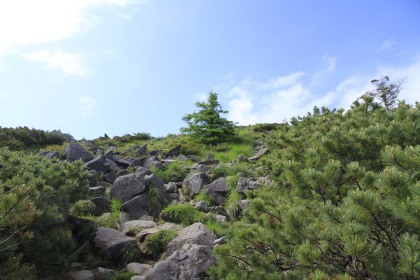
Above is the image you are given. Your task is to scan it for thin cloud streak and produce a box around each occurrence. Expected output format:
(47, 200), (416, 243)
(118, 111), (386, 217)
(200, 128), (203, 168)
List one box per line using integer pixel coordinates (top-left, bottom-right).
(22, 50), (90, 77)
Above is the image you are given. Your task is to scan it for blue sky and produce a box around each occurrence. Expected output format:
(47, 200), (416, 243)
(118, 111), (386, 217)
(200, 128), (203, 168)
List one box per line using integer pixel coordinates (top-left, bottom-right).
(0, 0), (419, 139)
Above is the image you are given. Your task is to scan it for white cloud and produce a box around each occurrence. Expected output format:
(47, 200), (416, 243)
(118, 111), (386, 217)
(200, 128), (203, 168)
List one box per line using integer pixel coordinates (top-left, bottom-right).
(79, 96), (97, 117)
(22, 50), (90, 77)
(312, 54), (336, 85)
(380, 38), (396, 51)
(225, 56), (420, 125)
(0, 0), (145, 55)
(226, 72), (316, 125)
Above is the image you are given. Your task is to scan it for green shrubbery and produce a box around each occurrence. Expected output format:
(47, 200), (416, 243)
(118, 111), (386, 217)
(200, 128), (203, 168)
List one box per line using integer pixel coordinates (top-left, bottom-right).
(0, 148), (89, 277)
(0, 127), (72, 150)
(210, 81), (420, 279)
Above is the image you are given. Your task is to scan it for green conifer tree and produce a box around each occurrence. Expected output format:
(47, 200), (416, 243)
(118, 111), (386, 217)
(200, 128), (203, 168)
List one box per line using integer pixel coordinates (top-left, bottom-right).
(181, 91), (235, 144)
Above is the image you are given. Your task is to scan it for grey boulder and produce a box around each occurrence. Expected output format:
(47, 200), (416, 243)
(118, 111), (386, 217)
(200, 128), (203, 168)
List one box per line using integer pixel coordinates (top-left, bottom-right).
(93, 227), (138, 261)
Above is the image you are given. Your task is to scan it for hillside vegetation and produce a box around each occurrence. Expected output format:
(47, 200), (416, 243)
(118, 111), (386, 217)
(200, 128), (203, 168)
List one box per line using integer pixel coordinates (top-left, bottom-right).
(0, 78), (419, 279)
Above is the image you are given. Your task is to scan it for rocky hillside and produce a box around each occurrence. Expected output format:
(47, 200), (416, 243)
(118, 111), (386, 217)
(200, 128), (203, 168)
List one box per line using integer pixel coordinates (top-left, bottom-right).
(39, 127), (270, 279)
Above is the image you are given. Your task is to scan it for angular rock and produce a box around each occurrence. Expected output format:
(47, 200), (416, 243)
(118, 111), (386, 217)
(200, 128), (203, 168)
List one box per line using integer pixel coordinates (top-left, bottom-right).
(126, 262), (153, 275)
(136, 144), (148, 156)
(92, 267), (115, 280)
(164, 145), (181, 158)
(183, 173), (209, 197)
(177, 154), (189, 161)
(165, 222), (215, 256)
(84, 156), (110, 173)
(164, 182), (178, 193)
(44, 151), (59, 159)
(111, 173), (147, 203)
(135, 223), (182, 242)
(87, 170), (98, 187)
(121, 194), (150, 220)
(116, 169), (129, 177)
(195, 201), (209, 212)
(143, 244), (216, 280)
(90, 196), (111, 214)
(237, 177), (261, 195)
(106, 158), (120, 172)
(238, 199), (250, 211)
(113, 156), (132, 168)
(121, 220), (157, 235)
(65, 143), (94, 162)
(203, 177), (229, 206)
(142, 156), (160, 168)
(136, 166), (152, 174)
(248, 146), (269, 161)
(68, 270), (94, 280)
(93, 227), (138, 261)
(103, 172), (117, 183)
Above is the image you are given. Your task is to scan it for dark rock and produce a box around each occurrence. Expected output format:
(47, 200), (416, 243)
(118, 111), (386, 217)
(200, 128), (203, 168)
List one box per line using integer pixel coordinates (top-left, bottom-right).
(136, 144), (148, 156)
(103, 172), (116, 183)
(111, 173), (147, 203)
(121, 194), (150, 219)
(44, 151), (59, 159)
(237, 177), (261, 195)
(164, 182), (178, 193)
(116, 169), (129, 177)
(113, 156), (132, 168)
(130, 157), (147, 168)
(65, 143), (94, 162)
(177, 154), (189, 161)
(106, 158), (120, 172)
(87, 170), (98, 187)
(165, 145), (181, 158)
(183, 173), (209, 197)
(136, 166), (152, 174)
(84, 156), (110, 173)
(90, 197), (111, 214)
(142, 156), (161, 168)
(203, 177), (229, 206)
(195, 201), (209, 212)
(93, 227), (138, 261)
(67, 215), (94, 239)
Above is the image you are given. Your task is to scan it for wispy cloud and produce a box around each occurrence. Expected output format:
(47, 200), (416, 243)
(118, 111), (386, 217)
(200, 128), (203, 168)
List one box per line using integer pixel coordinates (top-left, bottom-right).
(312, 54), (336, 85)
(0, 0), (146, 55)
(225, 56), (420, 125)
(79, 96), (97, 117)
(22, 50), (90, 77)
(379, 38), (396, 51)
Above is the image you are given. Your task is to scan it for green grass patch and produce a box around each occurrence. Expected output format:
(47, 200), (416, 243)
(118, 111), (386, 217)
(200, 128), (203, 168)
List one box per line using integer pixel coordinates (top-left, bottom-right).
(160, 203), (205, 225)
(140, 230), (178, 259)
